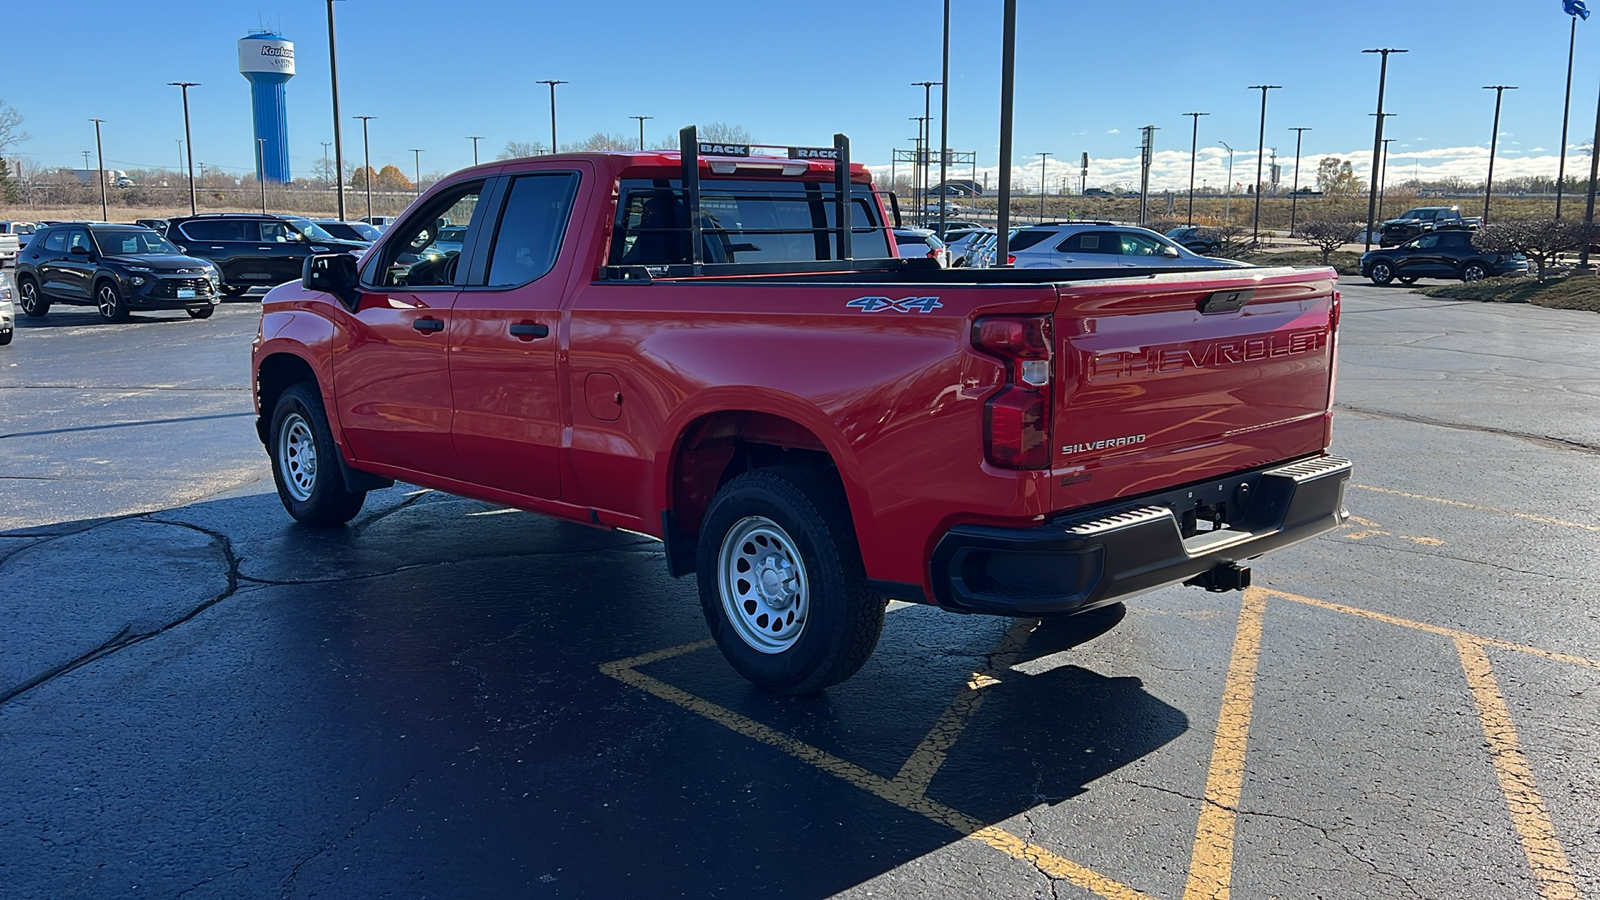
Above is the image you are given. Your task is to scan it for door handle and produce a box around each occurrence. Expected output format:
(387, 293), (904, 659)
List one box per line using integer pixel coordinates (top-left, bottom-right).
(258, 246), (275, 251)
(509, 323), (549, 340)
(412, 318), (445, 333)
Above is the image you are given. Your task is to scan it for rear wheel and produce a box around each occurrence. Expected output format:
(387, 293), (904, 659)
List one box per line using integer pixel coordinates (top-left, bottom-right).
(269, 382), (366, 527)
(1462, 263), (1488, 282)
(1370, 262), (1395, 286)
(17, 277), (49, 317)
(95, 281), (129, 322)
(1398, 276), (1418, 285)
(696, 465), (884, 695)
(186, 305), (215, 319)
(221, 285), (250, 298)
(0, 328), (12, 346)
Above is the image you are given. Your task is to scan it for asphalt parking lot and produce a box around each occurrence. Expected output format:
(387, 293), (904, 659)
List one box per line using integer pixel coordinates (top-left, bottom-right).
(1, 275), (1597, 899)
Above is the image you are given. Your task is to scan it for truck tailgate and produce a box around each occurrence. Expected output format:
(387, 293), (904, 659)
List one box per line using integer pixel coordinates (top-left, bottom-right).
(1050, 267), (1338, 511)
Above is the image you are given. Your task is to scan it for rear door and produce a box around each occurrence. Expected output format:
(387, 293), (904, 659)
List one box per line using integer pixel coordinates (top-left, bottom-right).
(1045, 230), (1119, 267)
(173, 219), (253, 284)
(256, 219), (309, 285)
(32, 228), (72, 297)
(447, 168), (584, 500)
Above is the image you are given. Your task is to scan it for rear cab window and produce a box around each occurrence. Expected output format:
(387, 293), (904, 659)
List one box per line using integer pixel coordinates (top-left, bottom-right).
(179, 220), (247, 242)
(609, 177), (890, 266)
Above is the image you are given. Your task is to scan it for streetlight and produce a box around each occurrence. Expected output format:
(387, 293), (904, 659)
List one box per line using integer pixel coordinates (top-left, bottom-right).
(354, 115), (375, 221)
(1220, 141), (1235, 221)
(1183, 112), (1208, 226)
(537, 79), (567, 151)
(1288, 127), (1311, 235)
(1248, 85), (1281, 248)
(913, 80), (939, 224)
(257, 138), (268, 213)
(994, 0), (1017, 267)
(1378, 137), (1396, 220)
(629, 116), (653, 151)
(1482, 85), (1518, 223)
(410, 148), (423, 198)
(325, 0), (347, 220)
(320, 141), (331, 183)
(1557, 6), (1586, 219)
(1037, 151), (1052, 222)
(1362, 49), (1407, 251)
(467, 135), (483, 166)
(89, 119), (107, 221)
(168, 81), (200, 215)
(1579, 64), (1600, 269)
(937, 0), (952, 236)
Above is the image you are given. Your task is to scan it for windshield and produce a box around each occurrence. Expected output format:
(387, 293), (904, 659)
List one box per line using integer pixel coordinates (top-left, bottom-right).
(437, 226), (467, 243)
(91, 228), (180, 255)
(285, 217), (339, 242)
(346, 222), (382, 241)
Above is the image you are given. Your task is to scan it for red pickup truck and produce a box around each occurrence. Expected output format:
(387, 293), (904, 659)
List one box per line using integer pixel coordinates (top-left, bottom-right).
(252, 128), (1350, 694)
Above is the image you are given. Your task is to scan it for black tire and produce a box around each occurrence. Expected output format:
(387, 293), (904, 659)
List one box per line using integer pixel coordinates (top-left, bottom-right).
(695, 465), (884, 695)
(0, 328), (12, 346)
(1398, 276), (1418, 285)
(268, 382), (366, 528)
(1369, 262), (1395, 286)
(186, 305), (215, 319)
(17, 277), (49, 317)
(1461, 263), (1488, 283)
(221, 285), (251, 298)
(94, 280), (129, 322)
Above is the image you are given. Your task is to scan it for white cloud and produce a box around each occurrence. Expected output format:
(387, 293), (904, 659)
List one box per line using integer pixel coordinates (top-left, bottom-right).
(1107, 128), (1121, 134)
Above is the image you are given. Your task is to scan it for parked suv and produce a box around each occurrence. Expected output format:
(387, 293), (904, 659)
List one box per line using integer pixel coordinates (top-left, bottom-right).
(165, 214), (368, 296)
(1165, 225), (1222, 256)
(1379, 206), (1466, 247)
(1360, 230), (1528, 285)
(1008, 223), (1241, 270)
(14, 223), (221, 321)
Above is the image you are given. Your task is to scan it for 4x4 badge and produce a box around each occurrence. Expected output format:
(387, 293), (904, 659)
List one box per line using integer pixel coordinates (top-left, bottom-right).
(846, 296), (943, 314)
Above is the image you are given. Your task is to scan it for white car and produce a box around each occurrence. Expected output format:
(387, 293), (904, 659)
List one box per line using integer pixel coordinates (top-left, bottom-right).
(1007, 223), (1243, 270)
(1, 281), (14, 345)
(892, 228), (951, 267)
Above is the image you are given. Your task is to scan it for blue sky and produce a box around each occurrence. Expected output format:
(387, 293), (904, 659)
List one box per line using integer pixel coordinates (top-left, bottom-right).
(7, 0), (1598, 192)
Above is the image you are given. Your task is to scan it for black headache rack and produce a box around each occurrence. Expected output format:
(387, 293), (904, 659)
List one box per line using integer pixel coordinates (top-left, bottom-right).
(598, 125), (907, 281)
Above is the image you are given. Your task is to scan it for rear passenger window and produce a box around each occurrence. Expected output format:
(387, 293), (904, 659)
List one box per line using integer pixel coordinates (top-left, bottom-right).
(180, 220), (246, 242)
(1007, 230), (1054, 252)
(43, 230), (67, 252)
(260, 221), (296, 243)
(486, 173), (579, 286)
(1057, 232), (1116, 254)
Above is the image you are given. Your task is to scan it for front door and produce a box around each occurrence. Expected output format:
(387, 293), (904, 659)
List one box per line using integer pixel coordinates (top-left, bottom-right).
(256, 219), (310, 285)
(60, 228), (98, 300)
(331, 179), (488, 476)
(448, 169), (584, 501)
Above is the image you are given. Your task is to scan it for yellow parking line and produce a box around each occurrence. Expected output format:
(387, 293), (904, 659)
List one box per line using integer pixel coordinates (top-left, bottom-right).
(1454, 638), (1581, 900)
(1182, 586), (1269, 900)
(599, 639), (1153, 900)
(1263, 588), (1600, 672)
(890, 617), (1038, 794)
(1352, 484), (1600, 533)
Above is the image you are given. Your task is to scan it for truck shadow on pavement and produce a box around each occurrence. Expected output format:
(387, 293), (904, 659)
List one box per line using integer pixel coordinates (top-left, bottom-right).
(0, 486), (1188, 898)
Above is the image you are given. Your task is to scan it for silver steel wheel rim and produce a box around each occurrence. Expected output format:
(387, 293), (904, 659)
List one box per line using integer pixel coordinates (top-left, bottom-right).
(97, 286), (117, 318)
(20, 282), (37, 312)
(278, 413), (317, 502)
(1464, 266), (1484, 282)
(1374, 264), (1391, 281)
(718, 516), (809, 654)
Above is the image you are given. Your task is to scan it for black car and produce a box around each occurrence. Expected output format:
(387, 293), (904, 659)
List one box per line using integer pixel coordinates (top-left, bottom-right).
(312, 219), (384, 243)
(135, 218), (170, 236)
(165, 214), (367, 297)
(1165, 225), (1222, 255)
(1360, 230), (1528, 285)
(14, 223), (222, 322)
(1378, 206), (1466, 247)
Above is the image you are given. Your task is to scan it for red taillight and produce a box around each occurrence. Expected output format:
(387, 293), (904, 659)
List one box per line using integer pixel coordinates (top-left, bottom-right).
(973, 316), (1052, 469)
(1006, 254), (1016, 265)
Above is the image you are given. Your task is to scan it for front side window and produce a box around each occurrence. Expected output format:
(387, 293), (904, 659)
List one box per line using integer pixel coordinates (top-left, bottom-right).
(1118, 233), (1168, 256)
(66, 229), (93, 252)
(1410, 234), (1441, 250)
(370, 180), (484, 288)
(486, 174), (579, 286)
(260, 221), (299, 243)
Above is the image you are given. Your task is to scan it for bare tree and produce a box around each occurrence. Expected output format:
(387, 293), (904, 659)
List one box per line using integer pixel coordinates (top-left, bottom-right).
(1296, 221), (1364, 265)
(0, 99), (27, 157)
(697, 122), (754, 144)
(1473, 218), (1587, 282)
(497, 140), (549, 160)
(561, 132), (631, 152)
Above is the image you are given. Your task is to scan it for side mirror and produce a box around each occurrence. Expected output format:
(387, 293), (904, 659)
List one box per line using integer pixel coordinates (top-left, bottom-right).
(303, 252), (361, 309)
(1162, 245), (1181, 258)
(70, 245), (90, 256)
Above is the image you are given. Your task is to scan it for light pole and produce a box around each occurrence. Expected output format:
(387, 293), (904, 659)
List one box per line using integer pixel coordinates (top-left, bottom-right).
(257, 138), (268, 213)
(410, 148), (423, 198)
(1138, 126), (1157, 225)
(320, 141), (331, 183)
(1580, 61), (1600, 269)
(938, 0), (952, 236)
(1220, 141), (1235, 221)
(913, 80), (939, 223)
(89, 119), (107, 222)
(909, 117), (925, 221)
(1288, 127), (1310, 235)
(467, 135), (483, 166)
(1362, 49), (1407, 251)
(1037, 151), (1052, 222)
(354, 115), (375, 221)
(1248, 85), (1281, 248)
(994, 0), (1017, 266)
(1482, 85), (1518, 223)
(175, 139), (184, 181)
(326, 0), (347, 220)
(629, 116), (653, 151)
(1558, 8), (1586, 218)
(168, 81), (200, 215)
(1378, 137), (1395, 220)
(1184, 112), (1208, 226)
(537, 79), (567, 151)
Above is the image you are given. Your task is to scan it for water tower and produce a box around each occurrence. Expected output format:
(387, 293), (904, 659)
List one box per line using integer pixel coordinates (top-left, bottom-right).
(238, 32), (295, 183)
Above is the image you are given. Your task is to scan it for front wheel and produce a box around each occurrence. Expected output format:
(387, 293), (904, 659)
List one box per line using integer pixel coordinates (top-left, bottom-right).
(186, 305), (215, 319)
(1462, 263), (1488, 282)
(1369, 262), (1395, 286)
(17, 278), (49, 317)
(1398, 276), (1418, 285)
(696, 465), (885, 695)
(269, 382), (366, 527)
(95, 281), (129, 322)
(221, 285), (251, 298)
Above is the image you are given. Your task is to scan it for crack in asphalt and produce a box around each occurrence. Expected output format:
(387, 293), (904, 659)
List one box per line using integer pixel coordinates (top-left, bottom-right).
(1340, 537), (1600, 585)
(1118, 779), (1425, 900)
(172, 862), (252, 900)
(280, 770), (423, 898)
(350, 488), (440, 535)
(235, 539), (660, 588)
(1338, 405), (1600, 455)
(0, 518), (242, 708)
